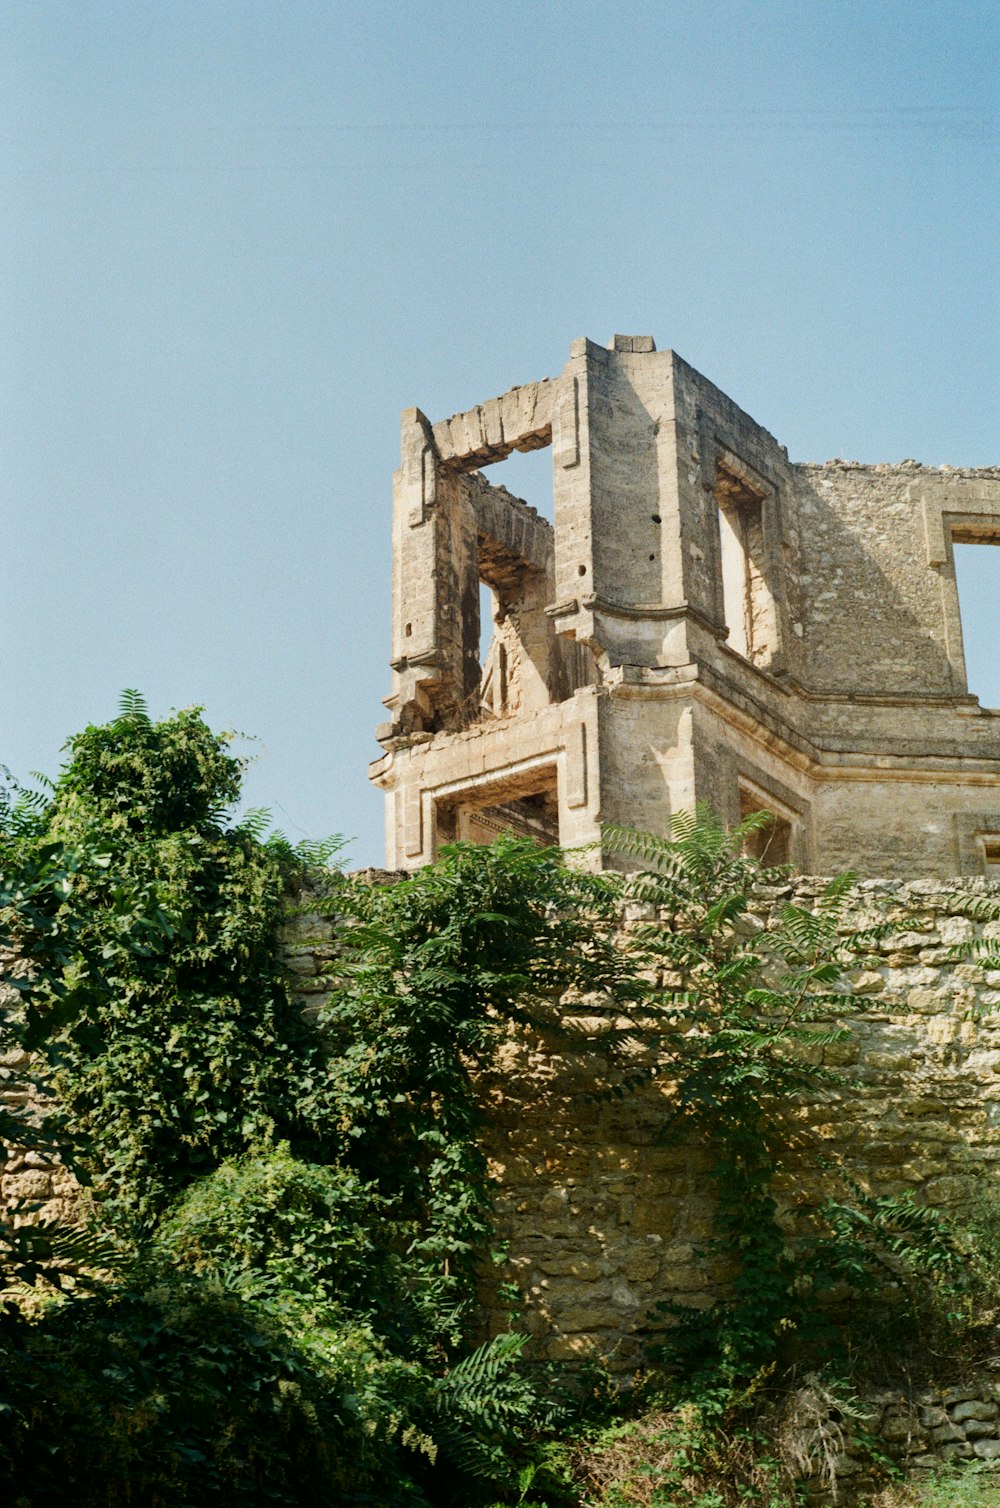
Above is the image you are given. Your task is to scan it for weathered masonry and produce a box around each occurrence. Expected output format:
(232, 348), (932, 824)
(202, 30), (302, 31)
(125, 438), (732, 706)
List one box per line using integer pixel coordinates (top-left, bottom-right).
(370, 335), (1000, 877)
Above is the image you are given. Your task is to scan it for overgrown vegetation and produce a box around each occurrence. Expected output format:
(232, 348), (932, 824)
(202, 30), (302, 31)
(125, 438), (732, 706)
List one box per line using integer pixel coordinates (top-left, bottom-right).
(602, 815), (974, 1395)
(1, 697), (999, 1506)
(0, 695), (623, 1504)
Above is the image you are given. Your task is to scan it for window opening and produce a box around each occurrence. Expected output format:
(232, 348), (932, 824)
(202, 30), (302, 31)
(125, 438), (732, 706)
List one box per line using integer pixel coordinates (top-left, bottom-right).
(981, 838), (1000, 873)
(435, 767), (559, 853)
(479, 581), (497, 677)
(716, 462), (777, 668)
(953, 541), (1000, 710)
(478, 578), (511, 719)
(739, 785), (792, 867)
(478, 445), (554, 523)
(463, 437), (594, 726)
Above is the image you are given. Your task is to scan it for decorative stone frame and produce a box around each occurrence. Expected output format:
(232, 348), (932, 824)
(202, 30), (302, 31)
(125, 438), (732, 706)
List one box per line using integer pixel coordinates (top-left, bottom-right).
(921, 489), (1000, 699)
(431, 759), (560, 857)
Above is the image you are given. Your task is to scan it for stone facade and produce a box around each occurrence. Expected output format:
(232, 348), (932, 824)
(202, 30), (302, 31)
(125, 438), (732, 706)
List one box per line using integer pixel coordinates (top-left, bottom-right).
(370, 335), (1000, 878)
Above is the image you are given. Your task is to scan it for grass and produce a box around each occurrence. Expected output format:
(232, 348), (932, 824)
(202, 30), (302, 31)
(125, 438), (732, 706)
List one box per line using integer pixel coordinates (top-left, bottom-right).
(866, 1461), (1000, 1507)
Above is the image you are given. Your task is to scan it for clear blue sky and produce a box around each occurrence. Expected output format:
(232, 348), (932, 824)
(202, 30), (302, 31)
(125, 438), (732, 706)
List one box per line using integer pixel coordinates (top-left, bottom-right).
(2, 1), (998, 865)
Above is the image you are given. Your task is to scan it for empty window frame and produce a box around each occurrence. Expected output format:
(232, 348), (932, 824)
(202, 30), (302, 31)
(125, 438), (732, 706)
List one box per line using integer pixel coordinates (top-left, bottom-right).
(435, 766), (559, 852)
(952, 528), (1000, 710)
(739, 782), (793, 867)
(716, 460), (779, 669)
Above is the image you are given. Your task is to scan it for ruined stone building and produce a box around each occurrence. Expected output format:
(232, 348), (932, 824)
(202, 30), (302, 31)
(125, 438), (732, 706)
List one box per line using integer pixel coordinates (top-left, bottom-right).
(369, 336), (1000, 878)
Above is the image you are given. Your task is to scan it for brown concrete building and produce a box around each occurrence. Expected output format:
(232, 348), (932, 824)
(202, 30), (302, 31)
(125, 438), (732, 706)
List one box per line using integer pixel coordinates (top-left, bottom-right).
(370, 336), (1000, 877)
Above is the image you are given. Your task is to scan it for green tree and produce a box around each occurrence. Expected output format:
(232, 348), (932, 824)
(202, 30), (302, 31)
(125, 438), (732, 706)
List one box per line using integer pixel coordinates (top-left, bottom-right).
(0, 695), (622, 1504)
(1, 694), (344, 1230)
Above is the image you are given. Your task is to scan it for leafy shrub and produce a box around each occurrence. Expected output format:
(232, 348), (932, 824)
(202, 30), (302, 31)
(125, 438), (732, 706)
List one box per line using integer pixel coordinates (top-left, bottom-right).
(320, 832), (628, 1356)
(2, 696), (346, 1229)
(0, 1275), (435, 1507)
(155, 1144), (399, 1318)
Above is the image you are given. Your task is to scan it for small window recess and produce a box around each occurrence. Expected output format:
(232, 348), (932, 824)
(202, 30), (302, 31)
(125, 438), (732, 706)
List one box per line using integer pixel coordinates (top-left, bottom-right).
(739, 783), (793, 867)
(952, 531), (1000, 711)
(716, 457), (778, 669)
(980, 837), (1000, 875)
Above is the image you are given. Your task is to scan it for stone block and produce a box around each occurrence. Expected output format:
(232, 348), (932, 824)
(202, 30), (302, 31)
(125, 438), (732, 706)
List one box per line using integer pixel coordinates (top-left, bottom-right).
(964, 1420), (998, 1439)
(951, 1399), (999, 1423)
(535, 1254), (603, 1281)
(620, 1251), (661, 1282)
(919, 1406), (950, 1429)
(928, 1422), (966, 1445)
(545, 1334), (599, 1361)
(939, 1441), (975, 1460)
(660, 1266), (708, 1292)
(881, 1414), (923, 1443)
(851, 971), (885, 994)
(4, 1171), (54, 1201)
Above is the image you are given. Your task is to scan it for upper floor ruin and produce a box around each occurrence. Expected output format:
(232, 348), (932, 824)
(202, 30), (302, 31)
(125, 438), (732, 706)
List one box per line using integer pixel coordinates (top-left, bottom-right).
(370, 335), (1000, 878)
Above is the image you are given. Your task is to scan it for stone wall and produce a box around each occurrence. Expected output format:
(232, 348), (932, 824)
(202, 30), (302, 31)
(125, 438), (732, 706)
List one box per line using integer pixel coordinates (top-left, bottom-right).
(280, 876), (1000, 1374)
(815, 1379), (1000, 1501)
(6, 874), (1000, 1498)
(282, 872), (1000, 1500)
(8, 874), (1000, 1348)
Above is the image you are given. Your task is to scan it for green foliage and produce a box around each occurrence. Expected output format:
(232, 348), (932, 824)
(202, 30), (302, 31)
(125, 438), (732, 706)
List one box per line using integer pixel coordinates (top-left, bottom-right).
(0, 1217), (120, 1294)
(875, 1460), (1000, 1507)
(50, 689), (241, 835)
(824, 1178), (1000, 1382)
(0, 698), (624, 1503)
(3, 699), (344, 1228)
(154, 1144), (387, 1308)
(152, 1142), (450, 1359)
(321, 836), (628, 1354)
(604, 811), (880, 1386)
(564, 1395), (797, 1507)
(0, 1265), (583, 1507)
(0, 1276), (435, 1507)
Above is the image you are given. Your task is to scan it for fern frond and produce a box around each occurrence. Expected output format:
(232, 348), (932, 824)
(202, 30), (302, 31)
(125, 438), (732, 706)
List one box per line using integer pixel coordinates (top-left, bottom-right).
(818, 871), (858, 909)
(602, 824), (682, 872)
(437, 1331), (526, 1399)
(1, 1216), (121, 1288)
(235, 806), (273, 841)
(939, 894), (1000, 923)
(116, 688), (150, 724)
